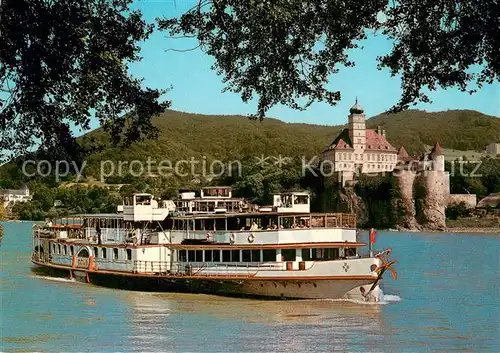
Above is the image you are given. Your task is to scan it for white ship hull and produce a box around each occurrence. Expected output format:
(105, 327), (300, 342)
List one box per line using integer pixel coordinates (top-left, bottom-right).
(32, 259), (381, 300)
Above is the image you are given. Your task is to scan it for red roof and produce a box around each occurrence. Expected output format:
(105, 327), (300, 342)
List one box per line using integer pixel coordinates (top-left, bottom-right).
(430, 142), (444, 156)
(397, 146), (409, 157)
(364, 129), (397, 152)
(326, 128), (396, 152)
(324, 128), (354, 151)
(333, 138), (354, 150)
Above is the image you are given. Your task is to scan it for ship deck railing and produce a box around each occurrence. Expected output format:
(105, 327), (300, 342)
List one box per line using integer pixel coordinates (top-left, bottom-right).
(132, 260), (311, 277)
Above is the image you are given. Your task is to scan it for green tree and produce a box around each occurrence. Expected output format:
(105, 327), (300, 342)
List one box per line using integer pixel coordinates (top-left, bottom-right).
(0, 0), (169, 162)
(160, 0), (499, 118)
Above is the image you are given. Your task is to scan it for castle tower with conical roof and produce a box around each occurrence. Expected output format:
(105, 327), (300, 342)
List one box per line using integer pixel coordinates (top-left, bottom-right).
(430, 142), (445, 172)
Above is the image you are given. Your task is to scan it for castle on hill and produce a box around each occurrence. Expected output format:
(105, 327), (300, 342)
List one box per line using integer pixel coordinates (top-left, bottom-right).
(322, 100), (476, 230)
(322, 100), (447, 187)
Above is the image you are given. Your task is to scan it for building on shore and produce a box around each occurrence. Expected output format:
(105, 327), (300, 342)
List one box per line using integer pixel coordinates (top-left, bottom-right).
(477, 193), (500, 209)
(1, 185), (32, 208)
(321, 102), (477, 229)
(322, 100), (398, 186)
(486, 143), (500, 155)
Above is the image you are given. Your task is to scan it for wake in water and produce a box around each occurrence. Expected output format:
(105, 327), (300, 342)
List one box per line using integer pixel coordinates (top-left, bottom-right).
(326, 288), (402, 305)
(30, 275), (77, 283)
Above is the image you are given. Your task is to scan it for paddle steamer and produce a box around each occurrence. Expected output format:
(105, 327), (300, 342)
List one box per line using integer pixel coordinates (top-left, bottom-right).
(31, 187), (396, 300)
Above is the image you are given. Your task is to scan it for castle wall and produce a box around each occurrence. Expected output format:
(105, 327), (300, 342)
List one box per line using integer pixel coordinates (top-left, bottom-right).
(393, 170), (418, 229)
(415, 170), (447, 230)
(447, 194), (477, 209)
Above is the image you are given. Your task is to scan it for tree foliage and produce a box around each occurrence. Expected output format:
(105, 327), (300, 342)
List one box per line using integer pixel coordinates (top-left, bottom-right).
(445, 201), (472, 220)
(160, 0), (499, 118)
(0, 0), (169, 163)
(10, 183), (123, 220)
(447, 157), (500, 199)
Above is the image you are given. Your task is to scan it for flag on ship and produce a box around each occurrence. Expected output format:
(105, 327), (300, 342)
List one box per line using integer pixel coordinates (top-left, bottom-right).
(370, 228), (376, 244)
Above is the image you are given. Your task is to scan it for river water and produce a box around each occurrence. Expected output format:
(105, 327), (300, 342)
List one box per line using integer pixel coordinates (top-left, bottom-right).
(1, 222), (499, 352)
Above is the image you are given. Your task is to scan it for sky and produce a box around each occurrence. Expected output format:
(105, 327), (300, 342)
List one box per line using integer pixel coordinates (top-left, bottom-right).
(92, 0), (498, 132)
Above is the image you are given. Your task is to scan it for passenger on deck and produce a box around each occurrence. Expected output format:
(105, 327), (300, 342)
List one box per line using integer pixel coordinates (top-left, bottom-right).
(250, 222), (259, 231)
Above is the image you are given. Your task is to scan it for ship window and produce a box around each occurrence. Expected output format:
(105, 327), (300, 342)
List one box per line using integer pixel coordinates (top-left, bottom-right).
(222, 250), (231, 262)
(58, 244), (61, 254)
(262, 249), (275, 262)
(102, 248), (107, 259)
(78, 249), (89, 258)
(52, 244), (56, 253)
(309, 248), (340, 260)
(135, 195), (151, 205)
(94, 247), (99, 258)
(212, 250), (221, 262)
(195, 250), (203, 262)
(231, 250), (240, 262)
(251, 250), (261, 262)
(302, 249), (312, 261)
(63, 245), (67, 255)
(205, 250), (213, 262)
(242, 250), (251, 262)
(126, 249), (132, 261)
(70, 246), (74, 256)
(179, 250), (187, 262)
(326, 248), (340, 260)
(345, 248), (357, 257)
(281, 249), (296, 262)
(188, 250), (195, 262)
(295, 195), (308, 204)
(113, 248), (119, 260)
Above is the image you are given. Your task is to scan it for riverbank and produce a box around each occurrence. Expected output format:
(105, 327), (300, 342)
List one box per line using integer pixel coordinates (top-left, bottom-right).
(445, 227), (499, 234)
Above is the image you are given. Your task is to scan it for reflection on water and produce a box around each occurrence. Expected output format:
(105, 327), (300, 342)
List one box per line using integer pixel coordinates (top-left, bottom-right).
(122, 291), (389, 352)
(1, 222), (499, 352)
(128, 291), (385, 325)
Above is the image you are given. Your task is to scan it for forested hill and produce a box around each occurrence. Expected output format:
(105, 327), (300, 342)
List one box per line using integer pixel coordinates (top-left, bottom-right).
(367, 109), (500, 153)
(82, 109), (499, 166)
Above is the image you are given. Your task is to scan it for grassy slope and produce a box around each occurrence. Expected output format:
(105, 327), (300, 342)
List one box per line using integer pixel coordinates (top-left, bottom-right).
(83, 109), (500, 168)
